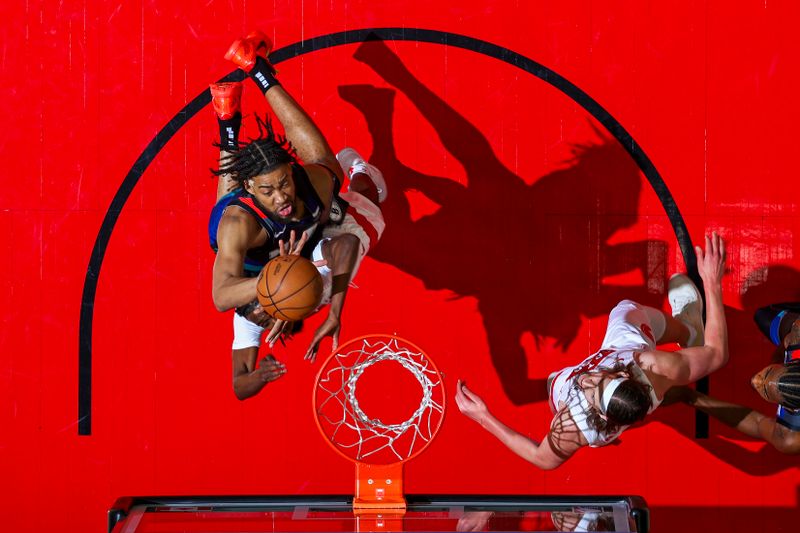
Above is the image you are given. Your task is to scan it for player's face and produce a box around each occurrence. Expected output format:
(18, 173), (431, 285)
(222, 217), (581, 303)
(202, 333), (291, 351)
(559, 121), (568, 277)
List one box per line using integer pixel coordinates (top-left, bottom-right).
(245, 164), (297, 220)
(750, 364), (786, 404)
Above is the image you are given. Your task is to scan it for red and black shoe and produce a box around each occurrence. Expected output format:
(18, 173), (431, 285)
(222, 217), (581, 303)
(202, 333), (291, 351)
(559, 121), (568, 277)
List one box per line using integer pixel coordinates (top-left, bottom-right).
(224, 30), (274, 72)
(209, 81), (243, 120)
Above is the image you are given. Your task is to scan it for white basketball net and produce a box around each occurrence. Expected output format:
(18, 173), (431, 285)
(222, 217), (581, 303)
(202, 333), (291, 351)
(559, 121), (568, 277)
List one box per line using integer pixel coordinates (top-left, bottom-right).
(315, 336), (445, 464)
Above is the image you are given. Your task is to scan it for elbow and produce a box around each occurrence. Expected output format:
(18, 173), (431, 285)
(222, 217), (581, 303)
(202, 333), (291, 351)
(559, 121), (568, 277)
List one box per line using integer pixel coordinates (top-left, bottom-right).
(520, 448), (561, 470)
(534, 461), (559, 471)
(709, 344), (729, 371)
(775, 438), (800, 455)
(233, 382), (254, 402)
(212, 288), (234, 312)
(213, 299), (230, 313)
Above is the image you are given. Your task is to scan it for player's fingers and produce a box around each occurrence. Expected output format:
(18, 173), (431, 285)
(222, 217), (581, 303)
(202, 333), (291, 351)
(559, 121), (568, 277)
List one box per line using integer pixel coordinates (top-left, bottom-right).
(718, 234), (726, 260)
(294, 231), (308, 254)
(267, 370), (286, 382)
(695, 245), (704, 263)
(454, 394), (465, 411)
(278, 239), (287, 256)
(305, 346), (318, 362)
(304, 344), (316, 360)
(454, 389), (467, 406)
(266, 321), (286, 346)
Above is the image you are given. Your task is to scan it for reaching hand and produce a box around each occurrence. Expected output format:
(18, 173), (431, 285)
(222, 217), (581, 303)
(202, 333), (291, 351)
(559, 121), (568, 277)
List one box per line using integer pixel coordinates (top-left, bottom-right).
(278, 230), (308, 256)
(455, 380), (489, 424)
(304, 315), (341, 363)
(266, 319), (293, 348)
(255, 355), (286, 383)
(695, 231), (726, 288)
(245, 304), (275, 329)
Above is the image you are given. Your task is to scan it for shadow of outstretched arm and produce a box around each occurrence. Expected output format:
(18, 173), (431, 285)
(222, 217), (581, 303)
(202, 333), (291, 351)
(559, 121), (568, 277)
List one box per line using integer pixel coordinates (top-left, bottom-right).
(353, 38), (508, 178)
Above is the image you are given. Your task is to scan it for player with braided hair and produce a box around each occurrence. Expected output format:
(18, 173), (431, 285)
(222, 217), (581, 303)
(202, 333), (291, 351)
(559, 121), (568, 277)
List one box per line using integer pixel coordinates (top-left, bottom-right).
(208, 31), (387, 400)
(672, 304), (800, 454)
(457, 233), (730, 469)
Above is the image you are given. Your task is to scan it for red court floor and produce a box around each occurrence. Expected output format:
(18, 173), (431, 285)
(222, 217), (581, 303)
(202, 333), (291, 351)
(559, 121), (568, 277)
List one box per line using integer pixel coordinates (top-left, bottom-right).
(2, 1), (799, 532)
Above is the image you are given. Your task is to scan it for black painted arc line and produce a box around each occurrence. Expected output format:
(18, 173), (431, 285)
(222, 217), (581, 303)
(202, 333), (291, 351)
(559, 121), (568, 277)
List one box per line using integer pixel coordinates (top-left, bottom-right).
(78, 27), (702, 437)
(77, 71), (244, 435)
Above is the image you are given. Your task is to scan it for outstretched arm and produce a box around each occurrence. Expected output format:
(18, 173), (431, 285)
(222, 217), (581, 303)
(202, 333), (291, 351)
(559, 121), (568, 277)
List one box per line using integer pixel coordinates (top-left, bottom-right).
(675, 388), (800, 454)
(354, 40), (504, 173)
(301, 234), (362, 362)
(212, 212), (262, 311)
(671, 232), (729, 384)
(455, 380), (580, 470)
(232, 349), (287, 400)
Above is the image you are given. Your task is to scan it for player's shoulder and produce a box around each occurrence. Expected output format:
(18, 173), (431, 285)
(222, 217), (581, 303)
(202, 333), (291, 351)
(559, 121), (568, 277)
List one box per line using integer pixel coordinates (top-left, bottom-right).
(217, 205), (265, 247)
(635, 350), (686, 388)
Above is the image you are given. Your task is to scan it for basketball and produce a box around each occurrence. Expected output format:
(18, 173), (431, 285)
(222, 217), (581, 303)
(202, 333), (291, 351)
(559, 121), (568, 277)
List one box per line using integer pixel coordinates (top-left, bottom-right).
(257, 255), (324, 321)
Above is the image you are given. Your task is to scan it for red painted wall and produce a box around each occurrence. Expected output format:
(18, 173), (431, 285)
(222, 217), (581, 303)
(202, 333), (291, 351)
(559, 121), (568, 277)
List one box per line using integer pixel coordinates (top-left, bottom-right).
(2, 1), (799, 531)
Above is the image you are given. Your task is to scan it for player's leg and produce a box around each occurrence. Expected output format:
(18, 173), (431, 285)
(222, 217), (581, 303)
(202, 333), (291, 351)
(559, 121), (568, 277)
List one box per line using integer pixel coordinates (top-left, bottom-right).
(311, 189), (386, 304)
(336, 147), (387, 206)
(225, 31), (341, 178)
(210, 81), (243, 202)
(666, 274), (704, 347)
(600, 300), (668, 351)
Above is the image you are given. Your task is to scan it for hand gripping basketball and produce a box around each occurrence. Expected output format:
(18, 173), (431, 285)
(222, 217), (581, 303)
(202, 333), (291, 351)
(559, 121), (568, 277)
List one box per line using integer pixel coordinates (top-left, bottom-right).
(263, 231), (327, 347)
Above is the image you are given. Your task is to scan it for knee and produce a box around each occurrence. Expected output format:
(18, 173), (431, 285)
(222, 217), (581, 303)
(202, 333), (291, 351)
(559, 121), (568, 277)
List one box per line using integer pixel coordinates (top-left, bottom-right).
(612, 300), (639, 314)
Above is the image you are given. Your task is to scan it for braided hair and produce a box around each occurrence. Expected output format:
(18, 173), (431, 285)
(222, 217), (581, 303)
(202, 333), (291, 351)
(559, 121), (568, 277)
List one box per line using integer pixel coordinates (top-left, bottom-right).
(778, 360), (800, 410)
(211, 114), (298, 187)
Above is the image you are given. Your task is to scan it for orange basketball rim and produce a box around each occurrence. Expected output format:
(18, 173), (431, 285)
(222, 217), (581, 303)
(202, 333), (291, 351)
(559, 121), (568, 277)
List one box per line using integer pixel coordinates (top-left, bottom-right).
(313, 334), (446, 513)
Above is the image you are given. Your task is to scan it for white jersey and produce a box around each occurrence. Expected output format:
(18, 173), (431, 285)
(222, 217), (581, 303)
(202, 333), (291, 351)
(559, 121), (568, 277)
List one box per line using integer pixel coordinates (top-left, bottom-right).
(548, 349), (661, 447)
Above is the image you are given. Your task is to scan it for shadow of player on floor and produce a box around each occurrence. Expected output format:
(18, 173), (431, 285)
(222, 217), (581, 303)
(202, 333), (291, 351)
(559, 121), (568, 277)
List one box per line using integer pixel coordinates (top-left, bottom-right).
(340, 38), (666, 405)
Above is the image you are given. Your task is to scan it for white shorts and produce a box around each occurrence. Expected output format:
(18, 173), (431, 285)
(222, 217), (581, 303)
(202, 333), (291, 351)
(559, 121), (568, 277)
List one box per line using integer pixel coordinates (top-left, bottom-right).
(600, 299), (666, 352)
(232, 311), (265, 350)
